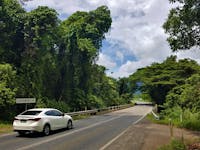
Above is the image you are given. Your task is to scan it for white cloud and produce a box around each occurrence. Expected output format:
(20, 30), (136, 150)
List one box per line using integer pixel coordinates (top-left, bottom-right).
(96, 53), (117, 69)
(176, 48), (200, 63)
(110, 58), (155, 78)
(24, 0), (85, 15)
(104, 0), (173, 78)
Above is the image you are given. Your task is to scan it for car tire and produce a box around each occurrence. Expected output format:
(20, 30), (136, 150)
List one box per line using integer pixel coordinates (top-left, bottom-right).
(18, 131), (26, 136)
(67, 120), (73, 129)
(43, 124), (51, 136)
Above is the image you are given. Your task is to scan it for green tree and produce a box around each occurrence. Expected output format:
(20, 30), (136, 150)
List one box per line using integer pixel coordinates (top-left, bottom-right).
(164, 67), (200, 112)
(118, 78), (130, 96)
(0, 0), (25, 67)
(180, 74), (200, 111)
(0, 64), (17, 120)
(163, 0), (200, 51)
(17, 6), (59, 99)
(57, 6), (112, 110)
(99, 77), (122, 106)
(129, 56), (200, 105)
(161, 74), (200, 129)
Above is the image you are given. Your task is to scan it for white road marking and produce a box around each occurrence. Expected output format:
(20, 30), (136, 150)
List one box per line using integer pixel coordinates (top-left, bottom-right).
(99, 107), (152, 150)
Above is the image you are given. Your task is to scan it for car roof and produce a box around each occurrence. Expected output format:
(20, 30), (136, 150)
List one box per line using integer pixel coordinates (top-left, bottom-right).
(26, 108), (58, 112)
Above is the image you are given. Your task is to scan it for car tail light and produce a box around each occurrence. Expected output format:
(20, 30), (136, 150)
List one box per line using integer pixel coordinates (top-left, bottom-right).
(28, 118), (41, 121)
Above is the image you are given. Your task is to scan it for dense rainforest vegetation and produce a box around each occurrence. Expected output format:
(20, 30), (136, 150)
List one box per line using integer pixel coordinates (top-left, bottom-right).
(0, 0), (131, 120)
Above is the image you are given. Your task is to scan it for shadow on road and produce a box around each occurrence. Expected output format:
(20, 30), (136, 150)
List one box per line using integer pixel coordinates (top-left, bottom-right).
(16, 127), (75, 138)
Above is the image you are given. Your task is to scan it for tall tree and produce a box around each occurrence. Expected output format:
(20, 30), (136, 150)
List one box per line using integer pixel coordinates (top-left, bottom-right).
(0, 64), (17, 120)
(0, 0), (25, 67)
(18, 6), (59, 99)
(57, 6), (112, 110)
(163, 0), (200, 51)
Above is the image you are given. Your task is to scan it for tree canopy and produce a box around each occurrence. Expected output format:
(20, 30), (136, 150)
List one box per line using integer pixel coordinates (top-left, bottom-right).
(129, 56), (200, 105)
(163, 0), (200, 51)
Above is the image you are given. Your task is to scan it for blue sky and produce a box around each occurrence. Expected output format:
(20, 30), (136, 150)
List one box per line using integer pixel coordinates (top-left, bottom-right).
(24, 0), (200, 78)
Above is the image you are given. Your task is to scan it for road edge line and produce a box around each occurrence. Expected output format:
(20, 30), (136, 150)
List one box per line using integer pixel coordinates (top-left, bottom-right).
(99, 109), (152, 150)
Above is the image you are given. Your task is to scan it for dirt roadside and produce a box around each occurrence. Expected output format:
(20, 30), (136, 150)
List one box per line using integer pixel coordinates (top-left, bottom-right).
(105, 118), (200, 150)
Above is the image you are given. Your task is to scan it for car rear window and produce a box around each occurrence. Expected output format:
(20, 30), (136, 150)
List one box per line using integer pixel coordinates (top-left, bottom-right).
(21, 111), (42, 115)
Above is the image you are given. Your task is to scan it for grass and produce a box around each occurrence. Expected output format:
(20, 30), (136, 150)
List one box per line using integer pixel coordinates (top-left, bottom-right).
(72, 114), (90, 120)
(0, 121), (13, 134)
(147, 113), (200, 131)
(157, 138), (200, 150)
(181, 117), (200, 131)
(157, 138), (186, 150)
(146, 113), (170, 125)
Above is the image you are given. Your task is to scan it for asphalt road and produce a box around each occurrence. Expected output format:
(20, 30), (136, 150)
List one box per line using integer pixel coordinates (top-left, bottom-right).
(0, 105), (152, 150)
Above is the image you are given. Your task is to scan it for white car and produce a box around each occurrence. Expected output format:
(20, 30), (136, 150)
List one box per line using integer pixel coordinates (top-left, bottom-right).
(13, 108), (73, 136)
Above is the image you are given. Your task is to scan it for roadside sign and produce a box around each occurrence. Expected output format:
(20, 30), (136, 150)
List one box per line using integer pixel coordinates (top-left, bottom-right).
(16, 98), (36, 104)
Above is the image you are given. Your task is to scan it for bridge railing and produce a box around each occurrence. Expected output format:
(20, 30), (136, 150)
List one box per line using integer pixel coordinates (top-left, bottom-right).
(65, 104), (134, 117)
(151, 104), (159, 120)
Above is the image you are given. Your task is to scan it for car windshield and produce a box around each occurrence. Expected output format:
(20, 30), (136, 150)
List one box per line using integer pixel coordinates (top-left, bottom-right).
(20, 111), (42, 116)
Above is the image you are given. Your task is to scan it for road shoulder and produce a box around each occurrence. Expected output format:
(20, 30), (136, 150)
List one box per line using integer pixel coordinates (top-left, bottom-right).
(105, 118), (200, 150)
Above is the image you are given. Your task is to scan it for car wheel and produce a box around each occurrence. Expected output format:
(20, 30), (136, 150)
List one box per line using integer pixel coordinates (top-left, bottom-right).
(43, 124), (50, 136)
(18, 131), (26, 136)
(67, 120), (73, 129)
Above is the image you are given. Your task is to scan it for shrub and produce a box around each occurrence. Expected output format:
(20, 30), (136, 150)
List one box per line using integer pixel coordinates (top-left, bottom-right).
(0, 64), (17, 120)
(160, 106), (182, 126)
(160, 108), (200, 131)
(36, 98), (70, 112)
(87, 94), (105, 109)
(182, 110), (200, 131)
(158, 139), (186, 150)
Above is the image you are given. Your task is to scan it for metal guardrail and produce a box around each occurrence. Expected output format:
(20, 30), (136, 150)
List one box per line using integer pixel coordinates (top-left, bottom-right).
(65, 109), (98, 116)
(151, 110), (159, 120)
(65, 104), (134, 117)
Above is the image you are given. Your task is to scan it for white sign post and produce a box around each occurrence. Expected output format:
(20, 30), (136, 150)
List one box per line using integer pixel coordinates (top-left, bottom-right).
(16, 98), (36, 110)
